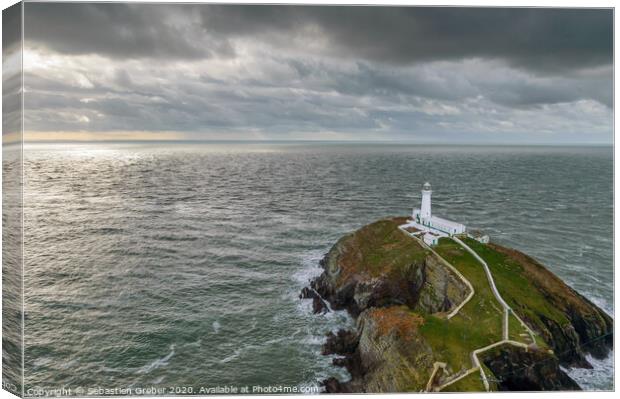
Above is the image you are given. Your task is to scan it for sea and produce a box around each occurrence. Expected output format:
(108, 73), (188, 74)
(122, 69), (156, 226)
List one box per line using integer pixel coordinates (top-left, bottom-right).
(15, 142), (613, 392)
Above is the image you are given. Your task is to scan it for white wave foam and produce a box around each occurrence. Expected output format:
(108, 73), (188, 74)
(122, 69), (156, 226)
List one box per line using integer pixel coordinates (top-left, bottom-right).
(220, 348), (243, 364)
(184, 339), (202, 348)
(584, 294), (614, 319)
(292, 250), (325, 287)
(137, 344), (175, 374)
(300, 335), (328, 346)
(33, 357), (52, 369)
(151, 376), (165, 384)
(564, 351), (614, 391)
(219, 337), (288, 364)
(293, 250), (355, 326)
(290, 249), (356, 387)
(212, 320), (221, 334)
(59, 359), (78, 370)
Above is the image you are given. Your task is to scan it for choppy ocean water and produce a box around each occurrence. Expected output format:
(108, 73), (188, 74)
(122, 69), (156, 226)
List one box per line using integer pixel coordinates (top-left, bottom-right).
(19, 142), (613, 392)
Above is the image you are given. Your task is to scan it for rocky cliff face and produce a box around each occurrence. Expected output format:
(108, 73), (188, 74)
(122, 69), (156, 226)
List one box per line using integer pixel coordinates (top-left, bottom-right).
(302, 217), (613, 393)
(310, 217), (470, 317)
(489, 243), (613, 368)
(322, 306), (435, 393)
(480, 344), (581, 391)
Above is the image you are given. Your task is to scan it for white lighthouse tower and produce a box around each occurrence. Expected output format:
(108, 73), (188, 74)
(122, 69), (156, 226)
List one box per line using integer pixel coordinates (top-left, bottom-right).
(419, 182), (432, 224)
(408, 182), (466, 246)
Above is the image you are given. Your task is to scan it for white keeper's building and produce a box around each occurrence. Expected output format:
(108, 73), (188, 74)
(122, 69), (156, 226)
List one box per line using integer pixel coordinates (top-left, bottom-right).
(403, 182), (466, 246)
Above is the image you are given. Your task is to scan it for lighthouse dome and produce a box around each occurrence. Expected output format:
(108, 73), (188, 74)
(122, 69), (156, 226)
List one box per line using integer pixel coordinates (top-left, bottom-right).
(423, 182), (432, 191)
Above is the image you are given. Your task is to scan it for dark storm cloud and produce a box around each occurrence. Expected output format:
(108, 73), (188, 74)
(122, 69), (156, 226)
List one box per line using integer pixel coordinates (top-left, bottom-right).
(24, 3), (612, 72)
(2, 2), (21, 54)
(3, 3), (23, 137)
(484, 71), (613, 108)
(24, 3), (232, 59)
(200, 6), (613, 72)
(279, 58), (611, 108)
(20, 3), (613, 143)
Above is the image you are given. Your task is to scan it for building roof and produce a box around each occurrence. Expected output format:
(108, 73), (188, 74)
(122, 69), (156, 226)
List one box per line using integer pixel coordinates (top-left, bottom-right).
(429, 215), (466, 229)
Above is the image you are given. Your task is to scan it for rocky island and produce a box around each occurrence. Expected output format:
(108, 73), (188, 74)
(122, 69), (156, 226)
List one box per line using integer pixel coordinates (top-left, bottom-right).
(301, 217), (613, 392)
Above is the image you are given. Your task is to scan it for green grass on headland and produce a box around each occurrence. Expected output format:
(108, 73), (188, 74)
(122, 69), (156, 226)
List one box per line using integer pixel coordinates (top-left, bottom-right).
(420, 238), (505, 373)
(421, 236), (546, 389)
(337, 217), (430, 281)
(459, 237), (569, 333)
(440, 369), (486, 392)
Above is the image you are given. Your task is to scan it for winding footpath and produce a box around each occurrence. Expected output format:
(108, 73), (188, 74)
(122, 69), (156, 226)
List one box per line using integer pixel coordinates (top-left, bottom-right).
(452, 236), (537, 342)
(398, 225), (538, 392)
(438, 237), (538, 391)
(397, 226), (475, 319)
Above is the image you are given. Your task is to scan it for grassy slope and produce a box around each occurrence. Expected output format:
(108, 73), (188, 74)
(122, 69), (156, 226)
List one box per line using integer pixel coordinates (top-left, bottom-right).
(337, 217), (429, 283)
(418, 236), (543, 390)
(441, 369), (486, 392)
(459, 237), (569, 333)
(420, 237), (504, 373)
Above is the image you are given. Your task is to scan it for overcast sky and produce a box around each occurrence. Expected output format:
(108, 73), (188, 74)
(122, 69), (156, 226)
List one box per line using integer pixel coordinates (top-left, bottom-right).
(20, 3), (613, 143)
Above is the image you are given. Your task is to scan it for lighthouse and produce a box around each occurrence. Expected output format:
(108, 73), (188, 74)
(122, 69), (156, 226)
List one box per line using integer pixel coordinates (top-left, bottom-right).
(420, 182), (432, 223)
(409, 182), (466, 243)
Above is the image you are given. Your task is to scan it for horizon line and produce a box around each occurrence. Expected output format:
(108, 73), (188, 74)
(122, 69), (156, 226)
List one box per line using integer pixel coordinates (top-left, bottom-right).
(14, 139), (614, 147)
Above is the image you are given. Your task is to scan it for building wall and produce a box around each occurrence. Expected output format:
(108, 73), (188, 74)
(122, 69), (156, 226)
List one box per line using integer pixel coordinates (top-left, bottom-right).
(430, 219), (466, 235)
(423, 233), (439, 246)
(412, 209), (466, 235)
